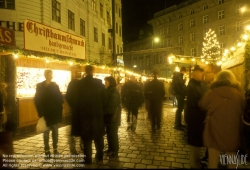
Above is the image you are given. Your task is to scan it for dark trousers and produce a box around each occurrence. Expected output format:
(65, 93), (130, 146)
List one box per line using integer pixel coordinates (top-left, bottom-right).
(44, 124), (58, 152)
(105, 122), (119, 153)
(149, 101), (162, 129)
(174, 94), (185, 127)
(81, 136), (104, 164)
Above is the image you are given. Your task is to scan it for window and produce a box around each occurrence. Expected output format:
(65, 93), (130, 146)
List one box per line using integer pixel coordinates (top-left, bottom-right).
(119, 26), (121, 37)
(191, 48), (196, 56)
(68, 10), (75, 30)
(80, 19), (85, 36)
(203, 29), (209, 37)
(107, 11), (111, 25)
(220, 43), (225, 55)
(178, 14), (182, 18)
(190, 10), (194, 14)
(91, 0), (96, 10)
(139, 58), (143, 68)
(178, 36), (183, 44)
(94, 27), (98, 42)
(117, 45), (119, 53)
(190, 19), (195, 27)
(166, 38), (170, 46)
(52, 0), (61, 23)
(154, 56), (158, 64)
(219, 25), (225, 35)
(116, 3), (118, 14)
(236, 21), (243, 31)
(190, 33), (195, 41)
(203, 5), (208, 10)
(0, 0), (15, 9)
(102, 33), (105, 46)
(133, 58), (137, 65)
(178, 23), (183, 30)
(203, 15), (209, 24)
(218, 10), (224, 19)
(159, 56), (163, 64)
(236, 5), (243, 14)
(119, 8), (121, 17)
(162, 28), (166, 35)
(161, 40), (166, 47)
(116, 23), (118, 34)
(108, 38), (112, 50)
(100, 3), (103, 18)
(146, 57), (150, 67)
(218, 0), (224, 5)
(166, 27), (170, 34)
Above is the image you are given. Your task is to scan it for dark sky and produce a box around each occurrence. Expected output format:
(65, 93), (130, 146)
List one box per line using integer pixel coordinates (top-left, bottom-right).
(122, 0), (184, 43)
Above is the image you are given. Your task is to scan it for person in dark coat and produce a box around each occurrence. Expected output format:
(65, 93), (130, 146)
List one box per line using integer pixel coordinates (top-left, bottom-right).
(121, 75), (143, 131)
(34, 69), (63, 157)
(172, 67), (187, 130)
(75, 65), (105, 164)
(0, 83), (7, 131)
(65, 74), (81, 155)
(185, 65), (206, 169)
(103, 76), (121, 158)
(144, 70), (165, 132)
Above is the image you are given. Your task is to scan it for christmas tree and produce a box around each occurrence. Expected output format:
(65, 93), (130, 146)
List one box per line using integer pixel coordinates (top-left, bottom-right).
(201, 29), (221, 64)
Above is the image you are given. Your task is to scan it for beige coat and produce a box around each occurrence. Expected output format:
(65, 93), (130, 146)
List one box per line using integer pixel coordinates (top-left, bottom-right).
(199, 81), (245, 152)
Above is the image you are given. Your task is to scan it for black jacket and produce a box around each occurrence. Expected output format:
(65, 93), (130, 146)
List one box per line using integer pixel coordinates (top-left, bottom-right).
(103, 86), (121, 124)
(65, 79), (81, 136)
(186, 78), (206, 147)
(172, 72), (186, 96)
(76, 75), (105, 140)
(34, 81), (63, 127)
(121, 80), (143, 109)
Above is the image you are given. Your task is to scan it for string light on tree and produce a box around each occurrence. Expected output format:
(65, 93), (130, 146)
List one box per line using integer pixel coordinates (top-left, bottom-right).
(201, 29), (221, 64)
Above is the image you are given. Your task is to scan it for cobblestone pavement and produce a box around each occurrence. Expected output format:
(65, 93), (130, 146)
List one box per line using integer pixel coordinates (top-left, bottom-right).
(9, 100), (250, 169)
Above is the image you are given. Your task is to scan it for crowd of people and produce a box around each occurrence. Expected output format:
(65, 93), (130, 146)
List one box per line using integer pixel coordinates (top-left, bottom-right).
(32, 64), (250, 168)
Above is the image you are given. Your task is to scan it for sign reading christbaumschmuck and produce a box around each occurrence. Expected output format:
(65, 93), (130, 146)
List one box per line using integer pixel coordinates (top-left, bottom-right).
(24, 20), (85, 59)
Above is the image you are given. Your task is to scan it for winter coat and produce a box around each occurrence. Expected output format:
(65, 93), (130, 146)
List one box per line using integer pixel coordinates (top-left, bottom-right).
(186, 78), (206, 147)
(144, 78), (165, 103)
(172, 72), (186, 97)
(65, 79), (81, 136)
(34, 81), (63, 127)
(103, 86), (121, 125)
(199, 80), (245, 152)
(76, 75), (105, 140)
(121, 80), (143, 110)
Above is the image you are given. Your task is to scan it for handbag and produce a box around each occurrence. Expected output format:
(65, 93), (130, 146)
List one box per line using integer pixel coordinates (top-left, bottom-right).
(36, 117), (48, 133)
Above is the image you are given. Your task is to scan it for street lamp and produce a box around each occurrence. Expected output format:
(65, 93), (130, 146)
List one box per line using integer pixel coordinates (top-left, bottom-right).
(152, 37), (160, 49)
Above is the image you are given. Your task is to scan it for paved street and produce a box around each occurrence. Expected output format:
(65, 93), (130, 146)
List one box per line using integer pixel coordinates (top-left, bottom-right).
(10, 100), (250, 169)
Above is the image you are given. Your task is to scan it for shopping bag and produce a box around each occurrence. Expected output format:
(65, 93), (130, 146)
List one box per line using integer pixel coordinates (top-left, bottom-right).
(36, 117), (48, 133)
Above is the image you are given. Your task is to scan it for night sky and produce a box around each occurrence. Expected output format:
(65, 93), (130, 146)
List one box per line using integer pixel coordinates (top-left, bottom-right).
(122, 0), (185, 43)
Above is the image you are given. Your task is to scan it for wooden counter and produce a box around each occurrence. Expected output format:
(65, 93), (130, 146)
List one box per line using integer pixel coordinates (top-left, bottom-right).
(17, 96), (71, 128)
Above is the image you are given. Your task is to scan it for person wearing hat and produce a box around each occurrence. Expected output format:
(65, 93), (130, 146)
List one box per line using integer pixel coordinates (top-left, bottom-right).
(144, 69), (165, 132)
(172, 66), (187, 130)
(185, 65), (207, 168)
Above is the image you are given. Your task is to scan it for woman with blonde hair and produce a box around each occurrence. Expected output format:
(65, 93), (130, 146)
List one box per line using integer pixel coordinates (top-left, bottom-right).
(199, 70), (245, 168)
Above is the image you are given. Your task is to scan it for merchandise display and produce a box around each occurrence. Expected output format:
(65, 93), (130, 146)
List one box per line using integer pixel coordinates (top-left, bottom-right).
(16, 67), (71, 97)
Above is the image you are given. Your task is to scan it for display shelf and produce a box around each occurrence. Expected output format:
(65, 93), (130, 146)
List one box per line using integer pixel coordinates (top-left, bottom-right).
(16, 67), (71, 97)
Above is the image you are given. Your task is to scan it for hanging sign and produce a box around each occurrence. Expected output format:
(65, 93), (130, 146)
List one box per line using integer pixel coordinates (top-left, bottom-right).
(24, 19), (85, 59)
(0, 26), (15, 46)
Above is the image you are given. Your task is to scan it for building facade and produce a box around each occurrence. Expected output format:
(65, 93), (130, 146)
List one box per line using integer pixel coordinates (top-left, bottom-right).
(0, 0), (123, 64)
(123, 0), (250, 78)
(0, 0), (123, 133)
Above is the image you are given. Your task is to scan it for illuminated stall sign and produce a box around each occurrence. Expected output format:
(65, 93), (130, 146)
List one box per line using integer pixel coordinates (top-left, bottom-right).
(24, 19), (85, 59)
(0, 26), (15, 46)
